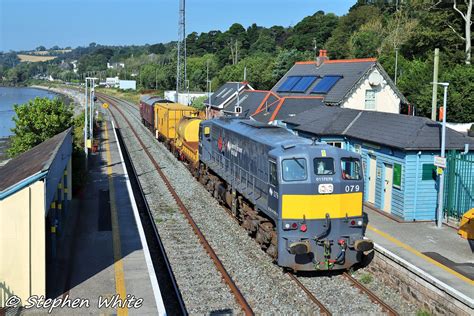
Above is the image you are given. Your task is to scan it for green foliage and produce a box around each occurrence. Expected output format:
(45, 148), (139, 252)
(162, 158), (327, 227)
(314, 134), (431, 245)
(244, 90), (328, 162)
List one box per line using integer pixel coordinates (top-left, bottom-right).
(441, 65), (474, 123)
(216, 53), (276, 90)
(326, 5), (382, 59)
(350, 18), (383, 58)
(285, 11), (338, 51)
(8, 97), (73, 157)
(416, 309), (431, 316)
(359, 273), (373, 284)
(191, 96), (207, 111)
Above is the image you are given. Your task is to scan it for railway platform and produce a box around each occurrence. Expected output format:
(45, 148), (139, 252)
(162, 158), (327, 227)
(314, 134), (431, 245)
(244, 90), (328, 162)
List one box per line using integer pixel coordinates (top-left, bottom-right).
(42, 118), (165, 315)
(364, 205), (474, 313)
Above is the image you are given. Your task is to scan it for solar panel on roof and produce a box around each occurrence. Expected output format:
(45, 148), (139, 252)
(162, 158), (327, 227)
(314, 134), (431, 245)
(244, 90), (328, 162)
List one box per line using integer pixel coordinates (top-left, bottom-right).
(277, 76), (302, 92)
(312, 75), (342, 94)
(290, 76), (317, 92)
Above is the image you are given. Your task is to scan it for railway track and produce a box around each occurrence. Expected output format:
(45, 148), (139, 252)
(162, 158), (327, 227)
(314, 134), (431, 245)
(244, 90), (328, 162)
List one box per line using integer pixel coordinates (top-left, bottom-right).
(101, 95), (253, 315)
(115, 125), (187, 315)
(98, 93), (407, 315)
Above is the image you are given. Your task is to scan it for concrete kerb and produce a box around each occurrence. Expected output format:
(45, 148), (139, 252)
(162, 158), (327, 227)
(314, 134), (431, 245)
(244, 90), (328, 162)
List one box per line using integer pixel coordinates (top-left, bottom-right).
(372, 243), (473, 314)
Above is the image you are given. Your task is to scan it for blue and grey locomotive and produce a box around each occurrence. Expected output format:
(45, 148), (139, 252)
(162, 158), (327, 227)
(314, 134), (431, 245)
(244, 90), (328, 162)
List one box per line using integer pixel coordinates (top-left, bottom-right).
(198, 118), (373, 271)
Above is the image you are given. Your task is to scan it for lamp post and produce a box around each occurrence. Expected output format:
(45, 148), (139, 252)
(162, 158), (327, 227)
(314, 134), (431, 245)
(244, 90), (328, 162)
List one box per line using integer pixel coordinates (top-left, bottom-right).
(433, 82), (449, 228)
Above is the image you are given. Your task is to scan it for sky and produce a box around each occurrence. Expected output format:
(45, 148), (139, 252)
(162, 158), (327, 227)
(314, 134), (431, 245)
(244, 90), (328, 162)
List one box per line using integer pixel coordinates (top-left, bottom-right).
(0, 0), (356, 52)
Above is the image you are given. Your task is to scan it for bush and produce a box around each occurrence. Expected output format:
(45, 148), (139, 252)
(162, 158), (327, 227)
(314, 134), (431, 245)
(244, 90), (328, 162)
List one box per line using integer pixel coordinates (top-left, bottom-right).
(8, 97), (73, 157)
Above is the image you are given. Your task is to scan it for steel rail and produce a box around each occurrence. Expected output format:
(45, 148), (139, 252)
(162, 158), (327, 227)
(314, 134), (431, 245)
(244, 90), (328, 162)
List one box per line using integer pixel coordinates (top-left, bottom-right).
(343, 272), (399, 316)
(101, 95), (254, 316)
(115, 125), (187, 315)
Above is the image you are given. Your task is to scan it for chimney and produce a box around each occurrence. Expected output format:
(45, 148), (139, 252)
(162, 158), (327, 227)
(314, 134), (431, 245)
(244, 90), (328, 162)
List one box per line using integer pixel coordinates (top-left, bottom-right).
(316, 49), (328, 66)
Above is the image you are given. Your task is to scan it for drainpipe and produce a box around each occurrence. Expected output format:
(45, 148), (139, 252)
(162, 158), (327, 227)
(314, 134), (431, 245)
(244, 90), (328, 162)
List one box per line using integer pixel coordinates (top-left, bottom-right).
(413, 151), (421, 220)
(462, 144), (469, 155)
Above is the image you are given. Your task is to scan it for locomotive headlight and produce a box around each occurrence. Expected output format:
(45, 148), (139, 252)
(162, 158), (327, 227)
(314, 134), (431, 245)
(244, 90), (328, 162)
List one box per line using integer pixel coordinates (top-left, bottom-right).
(318, 183), (333, 194)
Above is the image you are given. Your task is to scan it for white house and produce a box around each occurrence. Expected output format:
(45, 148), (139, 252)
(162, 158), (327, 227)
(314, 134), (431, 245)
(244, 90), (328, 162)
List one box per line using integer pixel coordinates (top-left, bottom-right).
(271, 50), (409, 114)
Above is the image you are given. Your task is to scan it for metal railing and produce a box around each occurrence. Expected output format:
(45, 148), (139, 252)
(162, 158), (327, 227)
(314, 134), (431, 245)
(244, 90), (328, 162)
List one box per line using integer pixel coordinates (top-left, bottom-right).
(444, 151), (474, 219)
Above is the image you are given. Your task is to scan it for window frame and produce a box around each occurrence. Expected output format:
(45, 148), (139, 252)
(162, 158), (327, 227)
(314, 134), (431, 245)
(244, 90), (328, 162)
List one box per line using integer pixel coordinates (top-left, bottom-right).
(313, 157), (335, 175)
(365, 89), (376, 110)
(340, 157), (362, 180)
(281, 158), (308, 182)
(269, 160), (278, 187)
(393, 163), (402, 189)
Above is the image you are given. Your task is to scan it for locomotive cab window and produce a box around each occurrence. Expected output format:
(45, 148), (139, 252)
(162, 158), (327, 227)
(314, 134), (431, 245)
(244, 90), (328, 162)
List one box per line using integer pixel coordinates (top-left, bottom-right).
(341, 158), (361, 180)
(314, 158), (335, 175)
(269, 161), (278, 186)
(282, 158), (307, 182)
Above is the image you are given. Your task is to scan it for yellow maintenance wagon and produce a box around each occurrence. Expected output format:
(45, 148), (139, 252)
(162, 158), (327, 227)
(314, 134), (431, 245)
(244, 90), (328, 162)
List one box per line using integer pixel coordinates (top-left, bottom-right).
(154, 103), (199, 141)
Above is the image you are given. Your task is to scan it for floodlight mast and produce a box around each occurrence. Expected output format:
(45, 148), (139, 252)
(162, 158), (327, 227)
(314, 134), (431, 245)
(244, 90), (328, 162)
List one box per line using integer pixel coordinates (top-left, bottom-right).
(176, 0), (186, 101)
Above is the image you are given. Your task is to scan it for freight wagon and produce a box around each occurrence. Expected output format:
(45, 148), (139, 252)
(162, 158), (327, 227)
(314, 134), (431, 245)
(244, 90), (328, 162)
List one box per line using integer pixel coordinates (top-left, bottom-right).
(153, 103), (200, 142)
(139, 96), (173, 131)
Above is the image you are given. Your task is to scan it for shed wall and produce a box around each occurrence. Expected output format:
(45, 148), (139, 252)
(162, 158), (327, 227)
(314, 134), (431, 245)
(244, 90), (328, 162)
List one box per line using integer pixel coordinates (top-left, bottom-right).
(0, 181), (45, 306)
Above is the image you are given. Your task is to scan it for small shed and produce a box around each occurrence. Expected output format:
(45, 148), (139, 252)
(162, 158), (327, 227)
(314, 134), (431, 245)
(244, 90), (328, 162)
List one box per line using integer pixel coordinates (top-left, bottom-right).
(285, 107), (474, 221)
(0, 128), (72, 306)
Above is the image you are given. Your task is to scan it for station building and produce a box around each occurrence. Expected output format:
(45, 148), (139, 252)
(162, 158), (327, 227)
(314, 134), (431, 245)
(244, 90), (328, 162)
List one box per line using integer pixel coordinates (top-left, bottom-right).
(285, 106), (474, 221)
(0, 128), (72, 306)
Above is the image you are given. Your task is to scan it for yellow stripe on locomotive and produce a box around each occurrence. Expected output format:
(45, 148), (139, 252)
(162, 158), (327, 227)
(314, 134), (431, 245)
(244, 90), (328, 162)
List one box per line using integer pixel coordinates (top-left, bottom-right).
(281, 192), (363, 219)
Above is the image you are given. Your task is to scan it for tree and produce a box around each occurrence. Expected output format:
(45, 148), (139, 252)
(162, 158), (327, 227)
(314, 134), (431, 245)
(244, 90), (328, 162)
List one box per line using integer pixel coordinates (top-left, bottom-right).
(350, 18), (384, 57)
(36, 46), (46, 51)
(8, 97), (73, 157)
(149, 43), (166, 54)
(325, 5), (381, 58)
(285, 11), (338, 52)
(451, 0), (472, 64)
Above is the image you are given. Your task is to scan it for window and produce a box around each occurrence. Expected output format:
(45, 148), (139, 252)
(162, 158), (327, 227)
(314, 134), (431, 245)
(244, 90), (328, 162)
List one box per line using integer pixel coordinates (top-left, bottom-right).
(311, 75), (342, 94)
(327, 141), (343, 149)
(269, 161), (278, 186)
(314, 158), (335, 175)
(365, 89), (376, 110)
(422, 164), (436, 181)
(282, 158), (307, 182)
(341, 158), (362, 180)
(393, 163), (402, 189)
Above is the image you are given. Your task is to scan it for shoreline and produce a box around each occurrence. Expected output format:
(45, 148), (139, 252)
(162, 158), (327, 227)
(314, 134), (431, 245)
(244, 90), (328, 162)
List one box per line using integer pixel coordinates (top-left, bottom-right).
(29, 84), (85, 116)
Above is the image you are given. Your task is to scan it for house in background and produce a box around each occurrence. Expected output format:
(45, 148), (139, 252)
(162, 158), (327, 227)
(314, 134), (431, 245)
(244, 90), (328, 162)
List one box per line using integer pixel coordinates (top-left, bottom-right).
(272, 50), (409, 114)
(204, 82), (253, 118)
(220, 90), (280, 118)
(285, 106), (474, 221)
(252, 96), (324, 125)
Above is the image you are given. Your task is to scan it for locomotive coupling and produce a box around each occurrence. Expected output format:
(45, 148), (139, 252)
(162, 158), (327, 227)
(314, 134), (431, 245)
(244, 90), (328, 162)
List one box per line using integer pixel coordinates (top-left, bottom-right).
(354, 239), (374, 252)
(289, 240), (310, 255)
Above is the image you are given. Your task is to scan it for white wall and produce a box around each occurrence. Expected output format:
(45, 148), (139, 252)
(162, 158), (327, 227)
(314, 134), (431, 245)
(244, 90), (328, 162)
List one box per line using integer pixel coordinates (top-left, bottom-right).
(119, 80), (136, 90)
(164, 90), (209, 105)
(0, 181), (45, 306)
(343, 69), (401, 114)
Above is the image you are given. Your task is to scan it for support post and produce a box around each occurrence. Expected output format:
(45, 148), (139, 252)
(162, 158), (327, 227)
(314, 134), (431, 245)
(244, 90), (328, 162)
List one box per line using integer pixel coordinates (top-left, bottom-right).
(431, 48), (440, 121)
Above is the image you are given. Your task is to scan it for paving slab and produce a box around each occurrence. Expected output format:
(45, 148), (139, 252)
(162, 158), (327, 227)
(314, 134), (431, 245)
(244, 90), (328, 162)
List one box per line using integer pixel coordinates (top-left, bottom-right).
(365, 205), (474, 305)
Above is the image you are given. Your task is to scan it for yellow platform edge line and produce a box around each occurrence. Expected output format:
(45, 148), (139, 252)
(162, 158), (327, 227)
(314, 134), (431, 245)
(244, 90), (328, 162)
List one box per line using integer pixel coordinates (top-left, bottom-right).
(104, 121), (128, 315)
(367, 224), (474, 286)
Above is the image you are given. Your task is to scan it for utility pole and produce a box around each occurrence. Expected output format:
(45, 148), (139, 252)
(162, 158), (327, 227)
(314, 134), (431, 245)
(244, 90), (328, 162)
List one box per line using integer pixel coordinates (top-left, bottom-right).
(431, 48), (440, 121)
(206, 59), (211, 119)
(313, 38), (317, 62)
(394, 48), (399, 85)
